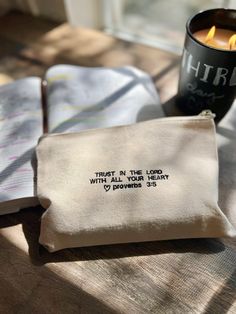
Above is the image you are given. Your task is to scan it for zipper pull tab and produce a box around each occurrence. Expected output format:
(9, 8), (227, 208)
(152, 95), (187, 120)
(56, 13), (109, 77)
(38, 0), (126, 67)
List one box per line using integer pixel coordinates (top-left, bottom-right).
(199, 110), (216, 119)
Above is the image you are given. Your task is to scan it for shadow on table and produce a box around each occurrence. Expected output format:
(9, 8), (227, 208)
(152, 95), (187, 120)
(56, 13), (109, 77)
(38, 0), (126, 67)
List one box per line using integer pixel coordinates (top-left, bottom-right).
(0, 207), (226, 266)
(0, 207), (235, 313)
(0, 229), (117, 314)
(34, 238), (226, 266)
(203, 267), (236, 314)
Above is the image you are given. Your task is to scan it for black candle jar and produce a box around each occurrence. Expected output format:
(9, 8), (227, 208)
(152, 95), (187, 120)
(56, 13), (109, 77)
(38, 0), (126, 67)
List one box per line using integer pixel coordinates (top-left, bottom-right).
(176, 8), (236, 121)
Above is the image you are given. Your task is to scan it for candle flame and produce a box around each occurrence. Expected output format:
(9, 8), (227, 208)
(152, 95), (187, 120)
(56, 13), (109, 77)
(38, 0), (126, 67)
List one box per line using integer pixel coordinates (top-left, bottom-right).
(229, 34), (236, 50)
(205, 26), (216, 43)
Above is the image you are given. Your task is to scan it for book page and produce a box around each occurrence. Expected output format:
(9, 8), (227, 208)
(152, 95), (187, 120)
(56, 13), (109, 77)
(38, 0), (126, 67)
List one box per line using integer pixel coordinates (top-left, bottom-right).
(0, 78), (43, 210)
(45, 65), (163, 133)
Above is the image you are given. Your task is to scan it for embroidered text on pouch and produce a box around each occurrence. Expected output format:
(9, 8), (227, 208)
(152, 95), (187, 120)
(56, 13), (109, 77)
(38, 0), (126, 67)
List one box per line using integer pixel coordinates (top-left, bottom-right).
(89, 169), (170, 192)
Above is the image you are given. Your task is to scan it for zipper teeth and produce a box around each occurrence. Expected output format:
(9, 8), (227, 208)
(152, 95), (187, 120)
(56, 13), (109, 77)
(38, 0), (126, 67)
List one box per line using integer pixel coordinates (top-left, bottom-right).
(151, 115), (213, 122)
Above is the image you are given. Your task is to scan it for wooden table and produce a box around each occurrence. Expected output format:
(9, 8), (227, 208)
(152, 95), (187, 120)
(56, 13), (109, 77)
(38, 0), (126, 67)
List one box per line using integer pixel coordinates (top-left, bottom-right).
(0, 12), (236, 314)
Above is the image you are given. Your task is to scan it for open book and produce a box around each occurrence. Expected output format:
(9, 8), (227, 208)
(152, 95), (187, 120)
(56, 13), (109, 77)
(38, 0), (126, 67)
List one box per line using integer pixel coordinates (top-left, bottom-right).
(0, 65), (163, 215)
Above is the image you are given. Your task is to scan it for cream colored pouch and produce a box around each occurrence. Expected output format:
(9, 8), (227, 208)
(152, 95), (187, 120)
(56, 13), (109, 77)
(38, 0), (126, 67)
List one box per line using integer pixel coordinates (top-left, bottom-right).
(36, 112), (236, 252)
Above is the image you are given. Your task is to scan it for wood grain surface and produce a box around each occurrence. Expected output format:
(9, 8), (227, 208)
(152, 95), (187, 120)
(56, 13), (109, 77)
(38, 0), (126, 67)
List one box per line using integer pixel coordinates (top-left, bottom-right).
(0, 11), (235, 314)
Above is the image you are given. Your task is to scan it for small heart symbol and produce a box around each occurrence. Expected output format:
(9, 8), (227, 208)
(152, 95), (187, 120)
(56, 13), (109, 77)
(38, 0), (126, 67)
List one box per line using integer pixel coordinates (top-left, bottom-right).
(104, 185), (111, 192)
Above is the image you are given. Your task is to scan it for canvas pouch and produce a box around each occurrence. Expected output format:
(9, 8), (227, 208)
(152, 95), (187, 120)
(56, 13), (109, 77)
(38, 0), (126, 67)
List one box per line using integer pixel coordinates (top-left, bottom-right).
(36, 112), (236, 252)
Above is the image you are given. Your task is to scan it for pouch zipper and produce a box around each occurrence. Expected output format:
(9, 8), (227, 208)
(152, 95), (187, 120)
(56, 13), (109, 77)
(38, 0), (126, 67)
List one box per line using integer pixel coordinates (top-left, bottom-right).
(198, 110), (216, 119)
(151, 110), (216, 123)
